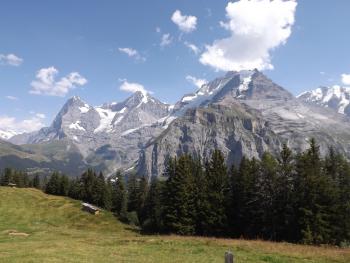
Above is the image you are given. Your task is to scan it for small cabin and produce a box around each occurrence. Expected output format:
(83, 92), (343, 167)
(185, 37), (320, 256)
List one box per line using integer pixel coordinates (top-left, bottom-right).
(8, 183), (16, 188)
(81, 202), (100, 215)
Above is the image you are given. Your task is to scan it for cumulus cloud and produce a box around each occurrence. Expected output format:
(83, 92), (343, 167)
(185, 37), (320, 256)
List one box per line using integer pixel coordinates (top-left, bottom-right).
(118, 47), (146, 61)
(341, 74), (350, 85)
(200, 0), (297, 71)
(0, 115), (45, 134)
(30, 67), (87, 97)
(0, 53), (23, 66)
(171, 10), (197, 33)
(160, 33), (172, 47)
(5, 96), (18, 101)
(119, 80), (149, 95)
(184, 42), (200, 55)
(186, 75), (208, 89)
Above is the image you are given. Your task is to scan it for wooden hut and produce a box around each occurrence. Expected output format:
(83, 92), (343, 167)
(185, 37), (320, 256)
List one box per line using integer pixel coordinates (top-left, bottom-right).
(8, 183), (16, 188)
(81, 202), (100, 215)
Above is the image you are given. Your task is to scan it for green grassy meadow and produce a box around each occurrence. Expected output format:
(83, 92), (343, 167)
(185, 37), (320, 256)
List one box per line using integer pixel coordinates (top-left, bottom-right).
(0, 187), (349, 262)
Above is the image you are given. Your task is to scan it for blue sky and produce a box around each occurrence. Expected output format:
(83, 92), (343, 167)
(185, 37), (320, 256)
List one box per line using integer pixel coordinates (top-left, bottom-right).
(0, 0), (349, 133)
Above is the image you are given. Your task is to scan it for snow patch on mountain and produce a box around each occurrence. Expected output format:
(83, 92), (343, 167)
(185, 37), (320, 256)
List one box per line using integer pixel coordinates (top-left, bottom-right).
(0, 130), (18, 140)
(79, 104), (90, 113)
(94, 107), (117, 133)
(298, 85), (350, 115)
(69, 121), (85, 131)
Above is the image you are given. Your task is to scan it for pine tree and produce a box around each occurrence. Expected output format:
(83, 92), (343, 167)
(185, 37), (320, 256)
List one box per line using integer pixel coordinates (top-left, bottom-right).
(163, 156), (196, 235)
(68, 178), (83, 200)
(137, 176), (149, 225)
(59, 175), (70, 196)
(127, 173), (139, 212)
(141, 177), (164, 233)
(112, 171), (128, 221)
(0, 168), (12, 186)
(203, 149), (229, 236)
(295, 138), (332, 244)
(276, 144), (296, 241)
(192, 157), (209, 235)
(80, 169), (97, 204)
(259, 152), (279, 240)
(226, 164), (237, 236)
(32, 174), (41, 189)
(46, 172), (61, 195)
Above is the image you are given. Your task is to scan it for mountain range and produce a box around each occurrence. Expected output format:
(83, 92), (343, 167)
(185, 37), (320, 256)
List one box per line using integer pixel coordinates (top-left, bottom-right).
(1, 69), (350, 177)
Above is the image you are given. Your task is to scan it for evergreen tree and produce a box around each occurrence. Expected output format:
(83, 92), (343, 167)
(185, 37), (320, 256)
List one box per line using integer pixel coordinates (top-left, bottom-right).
(80, 169), (97, 204)
(295, 138), (332, 244)
(163, 155), (196, 235)
(0, 168), (12, 186)
(226, 164), (237, 236)
(68, 178), (83, 200)
(112, 171), (128, 220)
(32, 174), (41, 189)
(192, 157), (209, 235)
(59, 175), (70, 196)
(276, 144), (296, 241)
(203, 150), (228, 236)
(46, 172), (61, 195)
(141, 177), (164, 233)
(127, 173), (139, 212)
(259, 152), (279, 240)
(137, 176), (149, 224)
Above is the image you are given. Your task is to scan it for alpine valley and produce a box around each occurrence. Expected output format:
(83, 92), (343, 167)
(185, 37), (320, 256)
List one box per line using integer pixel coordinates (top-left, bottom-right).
(2, 69), (350, 177)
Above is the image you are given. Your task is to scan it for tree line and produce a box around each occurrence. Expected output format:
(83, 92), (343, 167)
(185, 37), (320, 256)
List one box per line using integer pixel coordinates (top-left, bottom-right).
(1, 139), (349, 246)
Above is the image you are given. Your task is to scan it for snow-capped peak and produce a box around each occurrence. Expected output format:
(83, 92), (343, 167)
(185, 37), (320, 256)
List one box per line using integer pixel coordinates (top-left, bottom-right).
(0, 129), (19, 140)
(298, 85), (350, 115)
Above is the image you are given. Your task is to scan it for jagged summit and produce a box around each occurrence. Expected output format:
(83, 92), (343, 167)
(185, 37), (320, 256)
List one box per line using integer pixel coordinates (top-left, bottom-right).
(298, 85), (350, 116)
(4, 71), (350, 177)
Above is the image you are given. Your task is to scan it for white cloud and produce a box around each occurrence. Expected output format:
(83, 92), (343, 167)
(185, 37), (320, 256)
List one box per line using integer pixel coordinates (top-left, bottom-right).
(35, 113), (46, 119)
(200, 0), (297, 71)
(0, 53), (23, 66)
(118, 47), (145, 61)
(171, 10), (197, 33)
(341, 74), (350, 85)
(30, 67), (87, 97)
(184, 42), (200, 55)
(5, 96), (18, 101)
(156, 27), (161, 33)
(160, 33), (172, 47)
(119, 80), (149, 95)
(0, 115), (45, 134)
(186, 75), (208, 89)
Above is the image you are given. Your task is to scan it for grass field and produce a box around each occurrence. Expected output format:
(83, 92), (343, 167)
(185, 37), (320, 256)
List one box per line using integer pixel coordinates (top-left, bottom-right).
(0, 187), (349, 263)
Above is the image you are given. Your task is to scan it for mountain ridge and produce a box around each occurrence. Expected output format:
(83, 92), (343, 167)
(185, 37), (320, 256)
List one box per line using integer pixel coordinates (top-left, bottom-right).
(2, 70), (350, 177)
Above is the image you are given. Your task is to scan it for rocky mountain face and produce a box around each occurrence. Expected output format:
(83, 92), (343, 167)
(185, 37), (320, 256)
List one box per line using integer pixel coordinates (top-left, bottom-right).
(297, 85), (350, 116)
(137, 70), (350, 177)
(3, 70), (350, 177)
(9, 91), (172, 175)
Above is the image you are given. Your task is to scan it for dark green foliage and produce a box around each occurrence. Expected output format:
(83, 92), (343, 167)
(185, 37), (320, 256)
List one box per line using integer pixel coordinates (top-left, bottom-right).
(127, 173), (139, 212)
(163, 155), (196, 235)
(141, 177), (164, 233)
(45, 172), (61, 195)
(32, 174), (41, 189)
(0, 168), (29, 187)
(203, 150), (229, 236)
(111, 171), (128, 221)
(140, 139), (350, 246)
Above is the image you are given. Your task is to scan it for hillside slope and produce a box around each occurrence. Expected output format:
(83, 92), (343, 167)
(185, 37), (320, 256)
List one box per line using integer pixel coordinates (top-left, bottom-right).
(0, 187), (349, 262)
